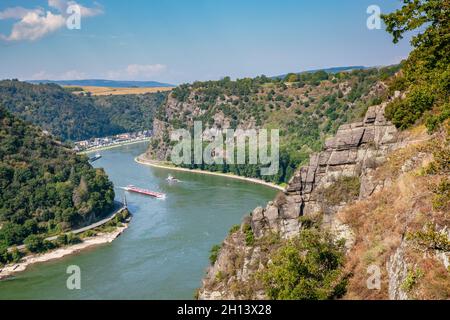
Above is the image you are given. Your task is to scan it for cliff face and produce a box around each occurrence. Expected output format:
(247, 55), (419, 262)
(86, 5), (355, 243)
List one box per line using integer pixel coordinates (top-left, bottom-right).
(198, 103), (400, 299)
(198, 103), (449, 300)
(143, 71), (394, 186)
(251, 103), (399, 241)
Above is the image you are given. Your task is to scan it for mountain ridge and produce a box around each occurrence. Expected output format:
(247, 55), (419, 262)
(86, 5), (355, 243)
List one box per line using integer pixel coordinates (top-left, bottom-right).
(26, 79), (175, 88)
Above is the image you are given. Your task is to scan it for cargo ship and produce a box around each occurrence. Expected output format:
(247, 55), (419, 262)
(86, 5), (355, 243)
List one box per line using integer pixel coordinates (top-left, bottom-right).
(121, 185), (166, 199)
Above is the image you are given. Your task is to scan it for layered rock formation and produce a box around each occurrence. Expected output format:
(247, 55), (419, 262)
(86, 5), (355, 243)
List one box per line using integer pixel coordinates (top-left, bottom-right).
(250, 103), (399, 241)
(199, 103), (406, 300)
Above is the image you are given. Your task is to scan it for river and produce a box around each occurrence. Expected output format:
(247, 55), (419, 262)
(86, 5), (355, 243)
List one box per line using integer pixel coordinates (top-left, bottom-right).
(0, 142), (277, 299)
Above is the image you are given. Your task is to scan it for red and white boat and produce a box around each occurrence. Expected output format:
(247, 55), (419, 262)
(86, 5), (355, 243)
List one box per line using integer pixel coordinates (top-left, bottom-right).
(121, 185), (166, 199)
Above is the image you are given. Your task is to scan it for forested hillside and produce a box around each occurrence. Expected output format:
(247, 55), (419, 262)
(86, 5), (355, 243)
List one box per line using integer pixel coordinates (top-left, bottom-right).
(0, 106), (115, 254)
(199, 0), (449, 300)
(0, 80), (167, 141)
(147, 66), (400, 184)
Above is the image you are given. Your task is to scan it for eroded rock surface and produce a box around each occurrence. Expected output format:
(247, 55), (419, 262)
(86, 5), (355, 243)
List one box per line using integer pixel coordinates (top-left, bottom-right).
(250, 103), (399, 240)
(199, 104), (406, 300)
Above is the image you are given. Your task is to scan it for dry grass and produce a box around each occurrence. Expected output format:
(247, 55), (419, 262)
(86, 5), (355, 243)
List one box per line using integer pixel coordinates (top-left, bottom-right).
(338, 134), (450, 300)
(66, 85), (173, 96)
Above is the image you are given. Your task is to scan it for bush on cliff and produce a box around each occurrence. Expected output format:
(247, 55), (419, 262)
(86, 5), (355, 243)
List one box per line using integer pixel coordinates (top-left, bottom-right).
(382, 0), (450, 131)
(262, 229), (347, 300)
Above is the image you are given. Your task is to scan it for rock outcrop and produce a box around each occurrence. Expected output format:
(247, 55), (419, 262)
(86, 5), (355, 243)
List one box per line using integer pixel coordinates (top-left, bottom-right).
(199, 103), (405, 299)
(250, 103), (399, 241)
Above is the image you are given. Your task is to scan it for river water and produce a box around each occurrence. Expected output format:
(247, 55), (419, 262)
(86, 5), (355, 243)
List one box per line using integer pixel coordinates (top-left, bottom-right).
(0, 142), (277, 299)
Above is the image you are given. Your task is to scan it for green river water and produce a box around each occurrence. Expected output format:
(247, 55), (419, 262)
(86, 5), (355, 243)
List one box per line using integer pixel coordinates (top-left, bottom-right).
(0, 142), (277, 299)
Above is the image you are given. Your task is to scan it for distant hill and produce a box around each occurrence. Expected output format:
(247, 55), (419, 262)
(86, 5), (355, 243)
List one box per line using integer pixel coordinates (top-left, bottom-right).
(27, 79), (175, 88)
(273, 66), (367, 79)
(0, 106), (115, 250)
(0, 80), (167, 141)
(146, 66), (399, 184)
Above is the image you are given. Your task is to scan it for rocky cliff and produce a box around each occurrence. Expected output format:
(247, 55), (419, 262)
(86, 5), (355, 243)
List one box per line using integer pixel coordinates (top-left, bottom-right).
(144, 69), (396, 185)
(250, 103), (399, 241)
(198, 102), (449, 300)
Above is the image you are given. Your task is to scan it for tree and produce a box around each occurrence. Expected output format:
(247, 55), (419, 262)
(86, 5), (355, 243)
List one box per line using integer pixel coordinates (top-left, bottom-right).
(262, 229), (347, 300)
(382, 0), (450, 130)
(24, 234), (45, 253)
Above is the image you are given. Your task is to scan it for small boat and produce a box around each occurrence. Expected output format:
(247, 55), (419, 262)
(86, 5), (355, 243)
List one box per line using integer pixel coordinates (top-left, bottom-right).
(89, 153), (102, 162)
(121, 185), (166, 199)
(166, 174), (180, 183)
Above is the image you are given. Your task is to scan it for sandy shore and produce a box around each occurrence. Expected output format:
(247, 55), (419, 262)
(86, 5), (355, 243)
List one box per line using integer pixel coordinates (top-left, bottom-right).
(0, 224), (129, 281)
(135, 155), (285, 191)
(79, 139), (150, 154)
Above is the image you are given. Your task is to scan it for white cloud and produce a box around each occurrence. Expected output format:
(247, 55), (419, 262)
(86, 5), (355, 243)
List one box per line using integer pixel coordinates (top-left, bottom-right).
(0, 7), (39, 20)
(2, 11), (66, 42)
(0, 1), (103, 42)
(48, 0), (103, 17)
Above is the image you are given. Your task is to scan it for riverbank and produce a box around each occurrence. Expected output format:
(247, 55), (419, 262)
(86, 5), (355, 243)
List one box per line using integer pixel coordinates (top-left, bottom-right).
(135, 155), (285, 191)
(79, 138), (150, 154)
(0, 223), (129, 281)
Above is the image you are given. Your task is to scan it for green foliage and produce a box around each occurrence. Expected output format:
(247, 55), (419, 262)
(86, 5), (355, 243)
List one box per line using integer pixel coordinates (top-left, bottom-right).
(152, 66), (396, 184)
(243, 223), (255, 246)
(172, 84), (191, 102)
(0, 244), (22, 266)
(262, 229), (347, 300)
(401, 269), (424, 292)
(229, 224), (240, 235)
(382, 0), (450, 130)
(423, 136), (450, 175)
(406, 223), (450, 252)
(385, 87), (435, 129)
(93, 92), (166, 134)
(321, 176), (361, 206)
(209, 244), (222, 265)
(24, 234), (46, 253)
(425, 102), (450, 133)
(0, 107), (115, 247)
(431, 178), (450, 212)
(0, 80), (166, 141)
(56, 233), (82, 246)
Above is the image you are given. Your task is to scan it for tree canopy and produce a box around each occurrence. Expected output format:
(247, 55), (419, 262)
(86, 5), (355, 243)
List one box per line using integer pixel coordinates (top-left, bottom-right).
(0, 106), (115, 249)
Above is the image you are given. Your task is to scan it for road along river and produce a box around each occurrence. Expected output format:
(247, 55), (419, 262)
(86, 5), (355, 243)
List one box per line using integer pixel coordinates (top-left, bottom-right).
(0, 142), (277, 299)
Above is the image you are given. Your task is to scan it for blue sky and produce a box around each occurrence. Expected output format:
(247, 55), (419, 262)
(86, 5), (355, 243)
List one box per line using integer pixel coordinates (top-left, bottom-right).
(0, 0), (414, 84)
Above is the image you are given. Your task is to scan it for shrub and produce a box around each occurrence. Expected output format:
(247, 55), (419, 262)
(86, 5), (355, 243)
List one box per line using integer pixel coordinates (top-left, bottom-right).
(385, 87), (435, 129)
(401, 269), (424, 292)
(24, 234), (46, 253)
(431, 179), (450, 212)
(229, 224), (240, 235)
(209, 244), (221, 265)
(261, 229), (346, 300)
(321, 176), (361, 206)
(57, 233), (82, 246)
(243, 224), (255, 246)
(406, 223), (450, 252)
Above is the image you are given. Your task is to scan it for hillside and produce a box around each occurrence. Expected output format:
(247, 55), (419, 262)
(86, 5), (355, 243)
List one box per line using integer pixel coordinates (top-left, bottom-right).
(27, 79), (175, 88)
(198, 104), (449, 300)
(0, 80), (167, 141)
(273, 65), (367, 79)
(145, 66), (399, 184)
(198, 0), (449, 300)
(0, 106), (115, 263)
(66, 85), (173, 96)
